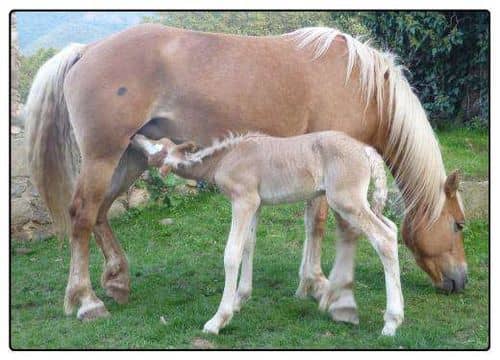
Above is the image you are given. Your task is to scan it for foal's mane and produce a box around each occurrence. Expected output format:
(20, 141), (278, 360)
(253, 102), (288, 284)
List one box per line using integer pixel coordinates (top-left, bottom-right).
(176, 132), (264, 167)
(286, 27), (447, 225)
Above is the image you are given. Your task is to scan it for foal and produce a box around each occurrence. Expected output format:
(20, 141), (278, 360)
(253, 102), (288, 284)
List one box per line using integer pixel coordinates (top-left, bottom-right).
(131, 131), (404, 336)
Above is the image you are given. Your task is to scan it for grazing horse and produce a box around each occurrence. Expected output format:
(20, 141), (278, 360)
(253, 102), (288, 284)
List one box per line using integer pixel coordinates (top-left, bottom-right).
(25, 25), (466, 322)
(131, 131), (402, 335)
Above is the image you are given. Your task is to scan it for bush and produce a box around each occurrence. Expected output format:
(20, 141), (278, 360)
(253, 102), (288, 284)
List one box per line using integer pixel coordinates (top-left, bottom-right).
(19, 47), (57, 103)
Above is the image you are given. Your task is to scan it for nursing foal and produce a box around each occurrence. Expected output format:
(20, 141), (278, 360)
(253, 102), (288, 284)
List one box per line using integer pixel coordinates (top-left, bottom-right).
(131, 131), (403, 336)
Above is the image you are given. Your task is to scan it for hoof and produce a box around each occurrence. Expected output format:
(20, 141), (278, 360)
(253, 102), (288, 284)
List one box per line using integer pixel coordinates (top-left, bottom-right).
(77, 302), (110, 321)
(330, 306), (359, 325)
(381, 323), (397, 336)
(295, 287), (309, 300)
(203, 320), (220, 335)
(105, 282), (130, 304)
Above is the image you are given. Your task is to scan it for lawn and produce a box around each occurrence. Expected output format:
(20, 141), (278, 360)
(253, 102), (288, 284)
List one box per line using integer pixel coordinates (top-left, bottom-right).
(10, 129), (489, 349)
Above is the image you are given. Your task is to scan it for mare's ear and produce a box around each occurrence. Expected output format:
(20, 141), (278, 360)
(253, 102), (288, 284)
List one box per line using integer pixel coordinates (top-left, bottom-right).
(444, 169), (460, 198)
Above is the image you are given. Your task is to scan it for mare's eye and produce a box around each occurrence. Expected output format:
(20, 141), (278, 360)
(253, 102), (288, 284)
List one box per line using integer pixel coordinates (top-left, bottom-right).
(454, 222), (465, 232)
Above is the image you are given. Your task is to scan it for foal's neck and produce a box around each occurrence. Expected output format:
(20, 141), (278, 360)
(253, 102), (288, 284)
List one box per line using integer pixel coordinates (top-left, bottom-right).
(172, 148), (229, 183)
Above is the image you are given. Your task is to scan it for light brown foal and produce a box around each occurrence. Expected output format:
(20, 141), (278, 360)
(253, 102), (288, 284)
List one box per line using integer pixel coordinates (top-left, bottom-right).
(131, 131), (403, 336)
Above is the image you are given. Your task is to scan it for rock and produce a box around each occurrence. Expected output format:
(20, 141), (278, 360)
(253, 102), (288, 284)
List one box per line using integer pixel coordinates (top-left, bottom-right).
(175, 184), (199, 196)
(128, 188), (150, 208)
(160, 316), (168, 325)
(159, 218), (174, 226)
(191, 337), (214, 349)
(10, 136), (29, 177)
(460, 181), (488, 220)
(11, 198), (32, 226)
(108, 201), (127, 219)
(11, 177), (28, 198)
(185, 179), (198, 187)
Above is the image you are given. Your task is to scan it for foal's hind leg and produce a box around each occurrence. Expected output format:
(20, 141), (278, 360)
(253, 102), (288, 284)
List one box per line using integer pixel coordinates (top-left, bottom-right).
(65, 156), (122, 320)
(328, 195), (403, 336)
(94, 148), (147, 304)
(318, 213), (360, 325)
(296, 197), (329, 300)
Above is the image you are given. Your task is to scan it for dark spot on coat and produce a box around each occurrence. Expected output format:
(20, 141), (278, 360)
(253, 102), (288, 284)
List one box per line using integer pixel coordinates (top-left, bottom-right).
(117, 87), (127, 96)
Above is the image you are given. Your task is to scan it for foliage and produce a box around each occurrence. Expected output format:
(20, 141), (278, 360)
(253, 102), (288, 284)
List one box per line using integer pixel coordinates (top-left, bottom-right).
(143, 11), (369, 37)
(18, 47), (56, 103)
(360, 11), (489, 128)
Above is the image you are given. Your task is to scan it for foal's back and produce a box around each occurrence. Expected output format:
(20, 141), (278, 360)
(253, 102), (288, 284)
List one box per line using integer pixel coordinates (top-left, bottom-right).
(215, 131), (370, 204)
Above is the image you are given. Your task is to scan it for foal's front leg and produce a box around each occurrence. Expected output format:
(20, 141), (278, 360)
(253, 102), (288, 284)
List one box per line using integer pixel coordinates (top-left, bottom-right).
(233, 210), (260, 312)
(203, 196), (260, 334)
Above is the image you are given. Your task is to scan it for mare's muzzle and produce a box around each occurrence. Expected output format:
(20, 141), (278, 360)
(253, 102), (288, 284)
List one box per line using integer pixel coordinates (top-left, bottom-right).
(439, 265), (468, 293)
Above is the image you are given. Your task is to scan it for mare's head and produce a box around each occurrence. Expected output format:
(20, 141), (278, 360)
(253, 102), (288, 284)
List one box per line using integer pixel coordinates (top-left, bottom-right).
(402, 170), (467, 293)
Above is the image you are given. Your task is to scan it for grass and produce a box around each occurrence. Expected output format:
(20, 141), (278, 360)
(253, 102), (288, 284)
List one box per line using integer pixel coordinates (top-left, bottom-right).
(10, 128), (489, 349)
(438, 127), (489, 180)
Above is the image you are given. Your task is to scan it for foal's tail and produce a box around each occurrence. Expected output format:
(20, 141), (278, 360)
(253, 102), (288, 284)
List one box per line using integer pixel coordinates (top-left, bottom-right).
(24, 43), (86, 239)
(364, 146), (388, 217)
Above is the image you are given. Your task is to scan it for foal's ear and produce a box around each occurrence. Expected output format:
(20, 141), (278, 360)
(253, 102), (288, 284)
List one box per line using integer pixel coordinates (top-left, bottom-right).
(445, 169), (460, 197)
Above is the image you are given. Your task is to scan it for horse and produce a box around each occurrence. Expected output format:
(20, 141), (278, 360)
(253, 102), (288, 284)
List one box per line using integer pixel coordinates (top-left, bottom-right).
(25, 24), (467, 322)
(131, 131), (402, 335)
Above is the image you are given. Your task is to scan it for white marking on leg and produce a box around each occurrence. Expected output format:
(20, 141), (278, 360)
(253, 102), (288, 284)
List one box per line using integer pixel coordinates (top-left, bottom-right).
(203, 199), (258, 334)
(234, 211), (259, 312)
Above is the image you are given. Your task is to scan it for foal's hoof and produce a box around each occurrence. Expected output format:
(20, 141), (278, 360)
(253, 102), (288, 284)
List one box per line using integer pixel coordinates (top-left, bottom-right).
(202, 320), (220, 335)
(330, 306), (359, 325)
(381, 323), (397, 336)
(105, 282), (130, 304)
(77, 302), (110, 321)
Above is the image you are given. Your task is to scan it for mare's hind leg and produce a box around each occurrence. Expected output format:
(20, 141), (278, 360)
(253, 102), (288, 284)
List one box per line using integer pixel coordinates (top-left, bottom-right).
(296, 197), (329, 300)
(65, 155), (123, 320)
(94, 148), (147, 304)
(318, 213), (360, 325)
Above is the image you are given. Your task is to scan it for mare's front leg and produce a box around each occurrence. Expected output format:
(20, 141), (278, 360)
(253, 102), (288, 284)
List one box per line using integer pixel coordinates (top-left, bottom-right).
(94, 148), (147, 304)
(203, 194), (260, 334)
(318, 213), (360, 325)
(296, 197), (329, 300)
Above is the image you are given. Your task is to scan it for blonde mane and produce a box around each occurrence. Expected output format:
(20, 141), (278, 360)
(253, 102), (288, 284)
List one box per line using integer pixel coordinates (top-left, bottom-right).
(286, 27), (446, 224)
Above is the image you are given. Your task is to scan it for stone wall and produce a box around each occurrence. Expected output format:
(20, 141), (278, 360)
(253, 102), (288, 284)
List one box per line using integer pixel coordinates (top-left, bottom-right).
(10, 131), (52, 241)
(10, 129), (152, 241)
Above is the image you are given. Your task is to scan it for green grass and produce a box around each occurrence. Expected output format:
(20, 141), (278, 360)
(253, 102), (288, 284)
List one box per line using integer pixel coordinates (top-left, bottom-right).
(438, 128), (488, 180)
(10, 129), (489, 349)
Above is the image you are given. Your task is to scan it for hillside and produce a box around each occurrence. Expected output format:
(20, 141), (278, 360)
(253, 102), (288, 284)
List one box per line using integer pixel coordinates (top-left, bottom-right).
(16, 11), (153, 54)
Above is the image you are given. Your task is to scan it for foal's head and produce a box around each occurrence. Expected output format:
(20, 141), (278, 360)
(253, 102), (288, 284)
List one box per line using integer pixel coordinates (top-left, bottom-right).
(402, 170), (467, 293)
(147, 138), (198, 175)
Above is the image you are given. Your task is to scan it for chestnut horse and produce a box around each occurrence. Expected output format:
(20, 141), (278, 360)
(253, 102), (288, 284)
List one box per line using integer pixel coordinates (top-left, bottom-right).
(25, 25), (467, 321)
